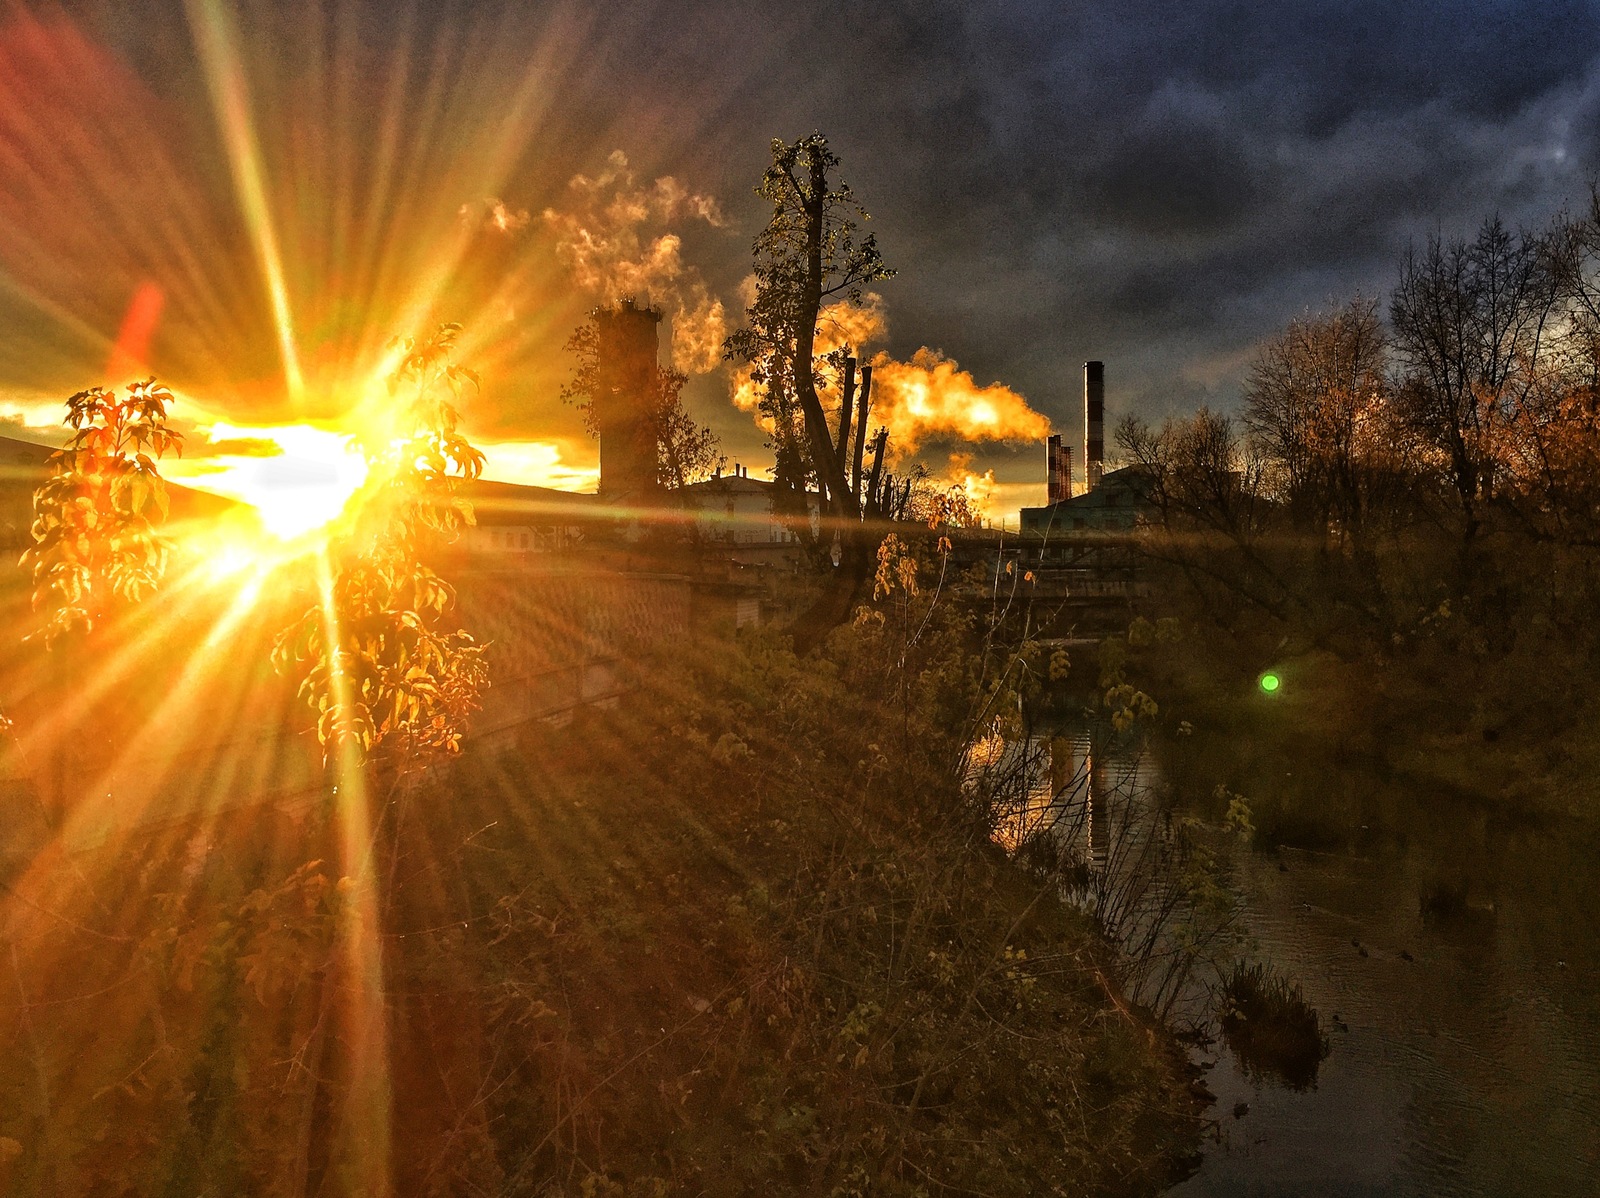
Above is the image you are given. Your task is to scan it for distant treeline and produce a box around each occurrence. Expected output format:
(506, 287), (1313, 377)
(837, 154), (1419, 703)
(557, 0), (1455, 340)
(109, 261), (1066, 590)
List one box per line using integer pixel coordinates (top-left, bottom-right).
(1118, 194), (1600, 659)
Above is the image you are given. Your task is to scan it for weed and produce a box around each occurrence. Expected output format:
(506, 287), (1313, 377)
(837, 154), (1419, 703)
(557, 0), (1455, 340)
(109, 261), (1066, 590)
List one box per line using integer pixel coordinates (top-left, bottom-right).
(1217, 960), (1329, 1090)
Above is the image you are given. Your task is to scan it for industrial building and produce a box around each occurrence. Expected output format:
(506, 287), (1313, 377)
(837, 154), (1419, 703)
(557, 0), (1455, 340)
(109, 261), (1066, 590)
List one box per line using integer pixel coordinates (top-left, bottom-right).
(1019, 360), (1151, 535)
(679, 464), (814, 557)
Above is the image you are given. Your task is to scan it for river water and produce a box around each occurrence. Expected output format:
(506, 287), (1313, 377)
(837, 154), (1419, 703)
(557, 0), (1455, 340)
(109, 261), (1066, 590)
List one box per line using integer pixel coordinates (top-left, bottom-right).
(995, 720), (1600, 1196)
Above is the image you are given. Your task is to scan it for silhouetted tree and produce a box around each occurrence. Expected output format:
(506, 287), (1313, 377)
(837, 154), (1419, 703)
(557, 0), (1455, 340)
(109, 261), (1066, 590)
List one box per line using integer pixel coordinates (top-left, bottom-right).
(1491, 190), (1600, 549)
(1118, 409), (1264, 541)
(1243, 297), (1407, 555)
(1117, 410), (1313, 627)
(724, 134), (904, 652)
(1389, 216), (1561, 553)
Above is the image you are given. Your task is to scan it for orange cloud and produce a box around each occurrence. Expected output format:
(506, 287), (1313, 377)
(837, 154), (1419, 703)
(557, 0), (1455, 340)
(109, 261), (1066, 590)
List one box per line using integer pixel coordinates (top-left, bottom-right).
(868, 347), (1049, 455)
(670, 288), (729, 375)
(939, 452), (999, 522)
(816, 293), (889, 356)
(728, 294), (1049, 457)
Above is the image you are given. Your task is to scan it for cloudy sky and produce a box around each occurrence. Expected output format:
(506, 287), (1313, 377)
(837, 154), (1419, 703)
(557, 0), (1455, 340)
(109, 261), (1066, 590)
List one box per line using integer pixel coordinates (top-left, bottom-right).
(2, 0), (1597, 515)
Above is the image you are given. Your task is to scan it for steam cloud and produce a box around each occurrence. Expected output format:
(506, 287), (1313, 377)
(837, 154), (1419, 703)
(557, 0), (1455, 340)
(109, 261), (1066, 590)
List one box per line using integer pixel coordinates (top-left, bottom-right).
(460, 197), (531, 235)
(868, 347), (1050, 454)
(543, 150), (728, 374)
(731, 294), (1050, 457)
(939, 451), (999, 521)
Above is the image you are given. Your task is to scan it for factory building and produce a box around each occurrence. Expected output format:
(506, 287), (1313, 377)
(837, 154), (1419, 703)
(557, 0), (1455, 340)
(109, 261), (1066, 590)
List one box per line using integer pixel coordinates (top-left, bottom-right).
(1019, 361), (1152, 536)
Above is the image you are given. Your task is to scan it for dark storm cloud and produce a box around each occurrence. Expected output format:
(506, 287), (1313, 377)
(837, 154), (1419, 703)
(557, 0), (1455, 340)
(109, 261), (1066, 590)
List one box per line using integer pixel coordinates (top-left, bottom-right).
(803, 0), (1600, 432)
(1080, 118), (1268, 241)
(9, 0), (1600, 490)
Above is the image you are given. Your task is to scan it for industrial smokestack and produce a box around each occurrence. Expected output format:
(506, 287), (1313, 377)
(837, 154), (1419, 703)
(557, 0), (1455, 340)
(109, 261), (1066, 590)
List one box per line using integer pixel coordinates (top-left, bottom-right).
(1045, 434), (1074, 504)
(594, 299), (663, 497)
(1084, 361), (1104, 491)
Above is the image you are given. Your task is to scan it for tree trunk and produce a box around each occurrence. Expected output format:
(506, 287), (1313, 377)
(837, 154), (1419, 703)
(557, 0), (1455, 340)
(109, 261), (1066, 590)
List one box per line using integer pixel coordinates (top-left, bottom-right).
(784, 146), (883, 654)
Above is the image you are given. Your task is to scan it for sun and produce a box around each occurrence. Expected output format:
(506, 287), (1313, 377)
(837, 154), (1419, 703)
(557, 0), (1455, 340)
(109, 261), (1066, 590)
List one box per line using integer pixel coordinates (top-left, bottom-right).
(168, 421), (371, 541)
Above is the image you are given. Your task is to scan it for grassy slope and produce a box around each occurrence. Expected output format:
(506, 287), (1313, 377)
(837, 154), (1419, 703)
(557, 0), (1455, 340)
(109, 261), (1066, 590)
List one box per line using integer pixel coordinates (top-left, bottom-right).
(0, 628), (1200, 1197)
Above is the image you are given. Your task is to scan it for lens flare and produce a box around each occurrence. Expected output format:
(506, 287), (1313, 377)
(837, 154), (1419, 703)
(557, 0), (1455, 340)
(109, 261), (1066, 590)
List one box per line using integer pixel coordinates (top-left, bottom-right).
(105, 280), (166, 383)
(165, 421), (370, 540)
(186, 0), (305, 399)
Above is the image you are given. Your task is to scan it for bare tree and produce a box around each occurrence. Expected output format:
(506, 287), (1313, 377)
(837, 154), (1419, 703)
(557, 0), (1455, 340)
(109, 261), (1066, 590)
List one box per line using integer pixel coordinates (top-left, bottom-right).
(1511, 192), (1600, 539)
(1118, 410), (1313, 626)
(1243, 297), (1406, 553)
(1119, 408), (1264, 538)
(1389, 216), (1561, 551)
(724, 134), (906, 652)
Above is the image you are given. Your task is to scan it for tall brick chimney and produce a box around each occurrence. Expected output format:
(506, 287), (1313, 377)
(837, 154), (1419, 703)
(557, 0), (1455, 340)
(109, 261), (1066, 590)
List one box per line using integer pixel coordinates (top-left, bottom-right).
(1084, 360), (1104, 491)
(593, 299), (662, 498)
(1046, 433), (1072, 504)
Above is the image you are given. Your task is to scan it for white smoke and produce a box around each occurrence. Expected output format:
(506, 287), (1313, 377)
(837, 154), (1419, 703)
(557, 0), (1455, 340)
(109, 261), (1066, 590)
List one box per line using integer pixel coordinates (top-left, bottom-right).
(543, 150), (728, 373)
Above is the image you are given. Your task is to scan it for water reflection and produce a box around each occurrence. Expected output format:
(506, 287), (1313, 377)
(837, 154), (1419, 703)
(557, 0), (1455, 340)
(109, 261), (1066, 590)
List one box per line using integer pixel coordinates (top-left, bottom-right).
(979, 714), (1600, 1195)
(977, 724), (1236, 1028)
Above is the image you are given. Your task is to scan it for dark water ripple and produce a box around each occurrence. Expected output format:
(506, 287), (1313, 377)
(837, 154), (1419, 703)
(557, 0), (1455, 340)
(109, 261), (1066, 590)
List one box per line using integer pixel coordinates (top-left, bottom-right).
(1168, 825), (1600, 1197)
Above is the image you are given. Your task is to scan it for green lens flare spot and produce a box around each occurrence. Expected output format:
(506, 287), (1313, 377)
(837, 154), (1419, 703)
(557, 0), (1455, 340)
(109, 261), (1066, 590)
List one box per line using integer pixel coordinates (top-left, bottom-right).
(1258, 672), (1281, 694)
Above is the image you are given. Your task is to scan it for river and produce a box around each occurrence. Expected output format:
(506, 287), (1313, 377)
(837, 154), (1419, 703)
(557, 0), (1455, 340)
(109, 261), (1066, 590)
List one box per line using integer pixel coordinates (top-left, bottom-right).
(997, 716), (1600, 1196)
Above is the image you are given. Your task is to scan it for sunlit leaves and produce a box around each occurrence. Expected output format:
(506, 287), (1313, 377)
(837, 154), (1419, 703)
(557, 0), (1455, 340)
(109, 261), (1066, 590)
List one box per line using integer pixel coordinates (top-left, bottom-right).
(903, 469), (985, 532)
(370, 321), (487, 534)
(275, 324), (489, 767)
(23, 379), (183, 643)
(872, 533), (919, 601)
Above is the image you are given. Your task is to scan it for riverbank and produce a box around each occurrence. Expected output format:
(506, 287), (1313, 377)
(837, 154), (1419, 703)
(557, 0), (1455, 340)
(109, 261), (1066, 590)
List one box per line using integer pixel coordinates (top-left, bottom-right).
(430, 628), (1205, 1194)
(1114, 619), (1600, 828)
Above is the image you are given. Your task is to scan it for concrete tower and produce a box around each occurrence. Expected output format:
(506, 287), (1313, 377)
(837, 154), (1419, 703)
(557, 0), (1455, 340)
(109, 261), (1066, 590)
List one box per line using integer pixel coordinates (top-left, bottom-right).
(593, 299), (662, 498)
(1084, 360), (1105, 491)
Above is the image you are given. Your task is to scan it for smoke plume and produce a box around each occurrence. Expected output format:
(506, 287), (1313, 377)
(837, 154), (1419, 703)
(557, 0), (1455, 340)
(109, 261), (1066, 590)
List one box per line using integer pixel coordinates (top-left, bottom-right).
(730, 294), (1050, 456)
(940, 451), (999, 521)
(460, 197), (531, 235)
(543, 150), (727, 374)
(867, 347), (1049, 454)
